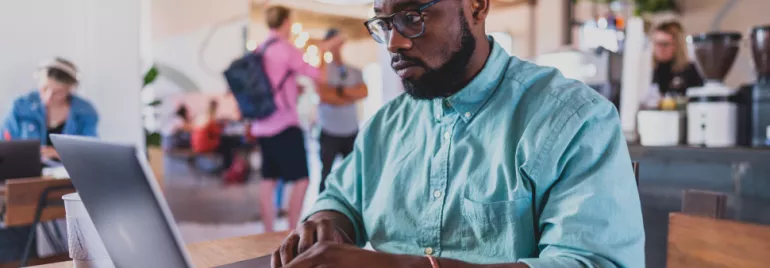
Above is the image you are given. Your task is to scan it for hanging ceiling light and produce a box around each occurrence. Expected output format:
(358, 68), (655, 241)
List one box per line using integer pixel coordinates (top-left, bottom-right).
(324, 52), (334, 64)
(291, 23), (303, 35)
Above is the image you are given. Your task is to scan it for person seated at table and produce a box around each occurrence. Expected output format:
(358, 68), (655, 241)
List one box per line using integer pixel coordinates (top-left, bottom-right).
(1, 57), (98, 160)
(191, 100), (238, 172)
(272, 0), (644, 267)
(161, 104), (193, 150)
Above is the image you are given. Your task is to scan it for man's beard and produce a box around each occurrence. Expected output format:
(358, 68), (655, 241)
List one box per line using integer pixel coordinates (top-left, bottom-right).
(400, 13), (477, 100)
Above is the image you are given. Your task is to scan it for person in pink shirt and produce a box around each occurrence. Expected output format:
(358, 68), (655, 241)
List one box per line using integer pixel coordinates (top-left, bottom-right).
(252, 5), (322, 232)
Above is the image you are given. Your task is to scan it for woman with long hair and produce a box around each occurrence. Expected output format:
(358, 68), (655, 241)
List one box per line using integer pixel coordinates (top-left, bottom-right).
(651, 21), (704, 95)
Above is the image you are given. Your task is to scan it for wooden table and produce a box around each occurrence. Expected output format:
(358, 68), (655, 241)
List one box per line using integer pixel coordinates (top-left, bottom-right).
(668, 213), (770, 267)
(30, 231), (289, 268)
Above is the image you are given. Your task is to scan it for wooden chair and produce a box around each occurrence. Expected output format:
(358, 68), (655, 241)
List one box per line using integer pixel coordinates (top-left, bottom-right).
(4, 178), (74, 227)
(681, 189), (727, 219)
(667, 190), (770, 267)
(3, 178), (75, 267)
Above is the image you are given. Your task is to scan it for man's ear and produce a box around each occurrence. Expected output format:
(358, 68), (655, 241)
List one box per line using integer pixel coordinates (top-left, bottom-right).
(470, 0), (490, 22)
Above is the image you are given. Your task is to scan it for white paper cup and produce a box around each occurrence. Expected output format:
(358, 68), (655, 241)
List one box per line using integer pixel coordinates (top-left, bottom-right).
(637, 110), (682, 146)
(62, 193), (115, 268)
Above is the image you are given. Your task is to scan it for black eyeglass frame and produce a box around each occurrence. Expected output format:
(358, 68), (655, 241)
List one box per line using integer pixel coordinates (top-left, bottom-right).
(363, 0), (444, 44)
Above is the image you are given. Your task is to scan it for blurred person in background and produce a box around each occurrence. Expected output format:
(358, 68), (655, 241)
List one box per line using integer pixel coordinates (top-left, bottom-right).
(191, 99), (241, 174)
(651, 21), (703, 96)
(161, 104), (193, 151)
(192, 100), (222, 155)
(250, 5), (323, 232)
(1, 57), (98, 160)
(316, 28), (368, 193)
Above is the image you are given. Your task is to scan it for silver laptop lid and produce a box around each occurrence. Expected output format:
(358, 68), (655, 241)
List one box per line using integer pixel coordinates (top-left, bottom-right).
(51, 135), (193, 268)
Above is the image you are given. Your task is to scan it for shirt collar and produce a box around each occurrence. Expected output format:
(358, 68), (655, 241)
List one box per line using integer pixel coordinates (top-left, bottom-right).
(433, 37), (510, 123)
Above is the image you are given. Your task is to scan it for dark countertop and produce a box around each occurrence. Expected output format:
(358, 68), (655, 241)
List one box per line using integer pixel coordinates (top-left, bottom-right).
(629, 144), (770, 162)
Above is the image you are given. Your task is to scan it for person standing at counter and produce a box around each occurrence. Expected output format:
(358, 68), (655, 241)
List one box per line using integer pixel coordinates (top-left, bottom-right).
(316, 28), (368, 193)
(1, 58), (99, 160)
(651, 21), (704, 96)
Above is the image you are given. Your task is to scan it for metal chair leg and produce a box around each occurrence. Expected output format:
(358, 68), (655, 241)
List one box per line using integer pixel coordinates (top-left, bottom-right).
(19, 184), (75, 267)
(40, 222), (60, 253)
(52, 221), (66, 252)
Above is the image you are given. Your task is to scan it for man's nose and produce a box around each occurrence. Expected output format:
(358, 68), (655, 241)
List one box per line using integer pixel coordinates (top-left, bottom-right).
(386, 28), (412, 53)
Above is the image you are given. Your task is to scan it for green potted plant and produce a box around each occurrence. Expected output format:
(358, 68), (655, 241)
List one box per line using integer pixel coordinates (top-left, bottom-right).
(143, 66), (161, 147)
(572, 0), (679, 16)
(633, 0), (679, 16)
(142, 66), (166, 188)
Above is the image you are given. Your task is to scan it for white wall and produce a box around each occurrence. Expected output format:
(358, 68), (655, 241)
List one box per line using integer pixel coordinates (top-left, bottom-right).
(487, 4), (533, 58)
(0, 0), (144, 146)
(151, 0), (249, 97)
(534, 0), (568, 56)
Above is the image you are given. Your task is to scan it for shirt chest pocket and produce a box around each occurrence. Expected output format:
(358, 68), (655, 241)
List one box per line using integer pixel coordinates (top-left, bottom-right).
(460, 197), (536, 260)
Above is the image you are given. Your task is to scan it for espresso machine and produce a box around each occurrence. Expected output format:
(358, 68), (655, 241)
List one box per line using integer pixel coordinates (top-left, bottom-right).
(750, 25), (770, 147)
(687, 32), (742, 147)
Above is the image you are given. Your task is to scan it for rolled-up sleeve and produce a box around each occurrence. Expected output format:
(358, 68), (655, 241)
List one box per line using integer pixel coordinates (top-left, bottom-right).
(303, 135), (368, 247)
(286, 44), (319, 80)
(519, 99), (645, 268)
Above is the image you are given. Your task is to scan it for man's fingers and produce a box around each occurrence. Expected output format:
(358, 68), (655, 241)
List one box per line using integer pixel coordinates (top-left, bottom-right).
(271, 250), (281, 268)
(296, 223), (316, 254)
(279, 234), (300, 265)
(316, 219), (336, 242)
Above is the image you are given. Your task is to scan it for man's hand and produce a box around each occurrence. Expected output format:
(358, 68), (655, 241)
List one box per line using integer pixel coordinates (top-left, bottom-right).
(277, 243), (414, 268)
(271, 211), (356, 267)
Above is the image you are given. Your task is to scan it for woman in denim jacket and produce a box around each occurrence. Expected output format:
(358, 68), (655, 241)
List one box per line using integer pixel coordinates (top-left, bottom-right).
(1, 58), (98, 159)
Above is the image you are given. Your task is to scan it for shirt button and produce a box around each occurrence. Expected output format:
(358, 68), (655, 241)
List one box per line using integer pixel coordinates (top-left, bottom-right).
(433, 190), (442, 198)
(465, 112), (471, 118)
(443, 132), (450, 140)
(424, 247), (434, 255)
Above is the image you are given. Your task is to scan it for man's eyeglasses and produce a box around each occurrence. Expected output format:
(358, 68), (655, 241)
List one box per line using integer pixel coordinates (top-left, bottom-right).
(364, 0), (444, 44)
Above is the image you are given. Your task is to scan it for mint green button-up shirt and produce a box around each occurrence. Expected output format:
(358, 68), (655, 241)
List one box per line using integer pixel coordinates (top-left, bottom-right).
(307, 39), (645, 268)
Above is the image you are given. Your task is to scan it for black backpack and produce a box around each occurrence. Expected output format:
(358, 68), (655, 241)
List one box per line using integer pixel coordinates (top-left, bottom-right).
(224, 39), (292, 120)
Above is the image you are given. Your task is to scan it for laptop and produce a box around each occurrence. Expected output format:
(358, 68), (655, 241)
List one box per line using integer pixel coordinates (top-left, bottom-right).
(0, 140), (42, 181)
(51, 135), (271, 268)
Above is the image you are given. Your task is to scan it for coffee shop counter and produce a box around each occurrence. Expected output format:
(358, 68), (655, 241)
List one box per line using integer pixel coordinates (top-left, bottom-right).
(629, 144), (770, 267)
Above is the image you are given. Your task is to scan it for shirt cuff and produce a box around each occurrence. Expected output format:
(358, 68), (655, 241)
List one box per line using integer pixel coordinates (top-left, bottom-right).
(303, 196), (366, 247)
(518, 256), (584, 268)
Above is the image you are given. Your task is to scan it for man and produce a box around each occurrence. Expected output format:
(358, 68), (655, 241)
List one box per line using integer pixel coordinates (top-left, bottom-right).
(316, 29), (368, 193)
(273, 0), (645, 267)
(251, 5), (321, 232)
